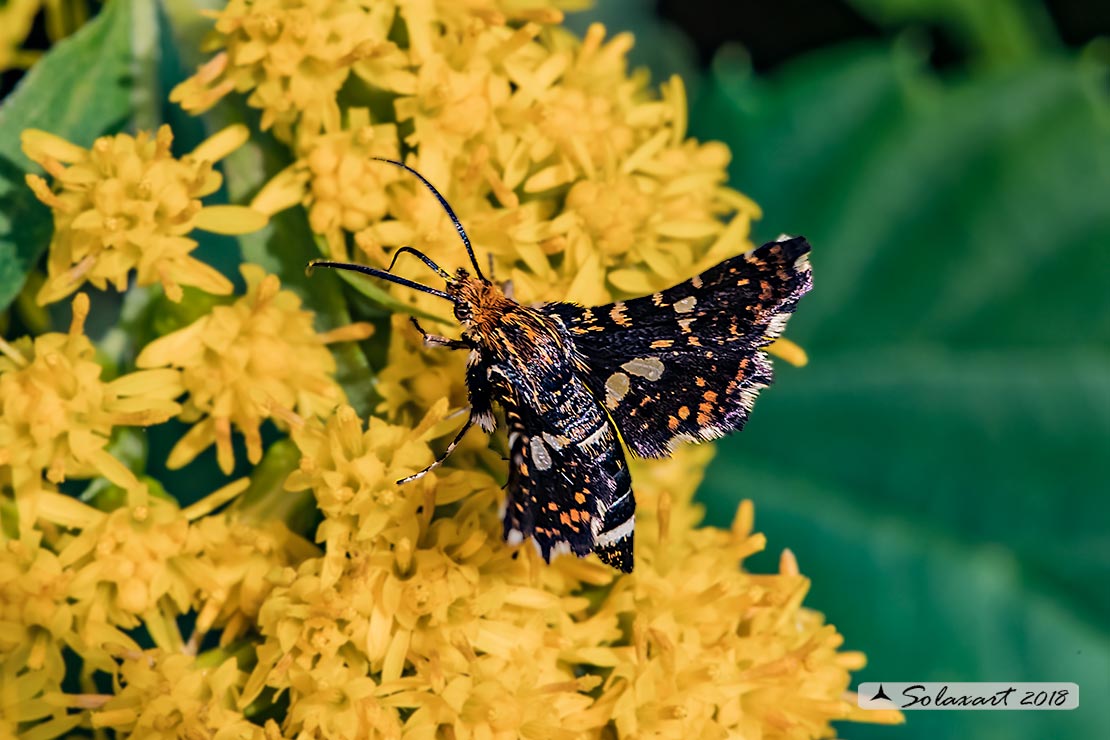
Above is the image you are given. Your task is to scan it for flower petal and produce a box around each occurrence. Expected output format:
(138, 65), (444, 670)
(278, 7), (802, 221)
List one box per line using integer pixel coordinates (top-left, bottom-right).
(192, 205), (268, 235)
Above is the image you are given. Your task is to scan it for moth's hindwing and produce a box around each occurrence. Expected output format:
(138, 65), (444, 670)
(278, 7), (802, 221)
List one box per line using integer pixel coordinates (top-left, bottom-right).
(500, 394), (634, 573)
(546, 236), (813, 458)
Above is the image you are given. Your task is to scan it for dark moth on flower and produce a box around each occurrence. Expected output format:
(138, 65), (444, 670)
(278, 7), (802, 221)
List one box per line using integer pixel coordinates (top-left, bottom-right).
(310, 160), (813, 573)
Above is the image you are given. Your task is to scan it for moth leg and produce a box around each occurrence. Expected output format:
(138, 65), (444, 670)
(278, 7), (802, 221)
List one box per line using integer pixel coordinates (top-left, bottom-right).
(486, 254), (514, 299)
(396, 415), (475, 484)
(411, 316), (467, 350)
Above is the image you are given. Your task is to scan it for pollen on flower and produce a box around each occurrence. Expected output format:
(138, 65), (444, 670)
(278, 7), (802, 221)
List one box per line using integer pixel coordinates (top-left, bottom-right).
(135, 264), (374, 474)
(0, 294), (182, 516)
(21, 124), (266, 305)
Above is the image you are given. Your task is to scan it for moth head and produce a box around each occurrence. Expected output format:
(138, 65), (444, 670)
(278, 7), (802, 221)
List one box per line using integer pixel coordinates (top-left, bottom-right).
(448, 269), (507, 328)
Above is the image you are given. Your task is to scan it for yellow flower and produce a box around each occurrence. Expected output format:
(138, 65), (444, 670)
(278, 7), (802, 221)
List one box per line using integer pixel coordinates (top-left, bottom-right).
(88, 651), (261, 739)
(372, 315), (470, 425)
(248, 393), (900, 738)
(243, 404), (610, 737)
(0, 294), (182, 515)
(0, 534), (77, 737)
(586, 496), (898, 738)
(251, 108), (402, 258)
(187, 512), (319, 649)
(2, 0), (895, 736)
(22, 124), (266, 305)
(171, 0), (577, 144)
(136, 263), (374, 474)
(285, 402), (441, 574)
(279, 652), (403, 740)
(341, 24), (758, 315)
(0, 0), (41, 71)
(170, 0), (406, 143)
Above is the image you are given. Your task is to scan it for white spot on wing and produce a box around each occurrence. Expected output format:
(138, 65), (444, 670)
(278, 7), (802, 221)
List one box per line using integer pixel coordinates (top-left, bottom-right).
(621, 357), (665, 381)
(673, 296), (697, 314)
(594, 516), (635, 549)
(506, 528), (524, 546)
(605, 372), (631, 409)
(530, 436), (553, 471)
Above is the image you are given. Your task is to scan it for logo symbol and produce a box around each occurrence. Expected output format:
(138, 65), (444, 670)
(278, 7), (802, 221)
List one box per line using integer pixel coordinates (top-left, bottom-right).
(870, 684), (892, 702)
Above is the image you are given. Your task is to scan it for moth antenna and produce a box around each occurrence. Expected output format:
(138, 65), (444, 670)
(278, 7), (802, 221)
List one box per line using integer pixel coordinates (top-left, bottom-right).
(307, 260), (454, 302)
(372, 157), (487, 281)
(387, 245), (452, 280)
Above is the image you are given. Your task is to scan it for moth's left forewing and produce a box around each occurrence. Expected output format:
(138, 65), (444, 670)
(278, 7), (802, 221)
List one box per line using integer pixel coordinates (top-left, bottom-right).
(546, 236), (813, 458)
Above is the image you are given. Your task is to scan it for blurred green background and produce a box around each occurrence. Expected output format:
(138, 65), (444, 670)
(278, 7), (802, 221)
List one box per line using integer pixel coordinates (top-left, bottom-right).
(2, 1), (1107, 738)
(573, 1), (1110, 739)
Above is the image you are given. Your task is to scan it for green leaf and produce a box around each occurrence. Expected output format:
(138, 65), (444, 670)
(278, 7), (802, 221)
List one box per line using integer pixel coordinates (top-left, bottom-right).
(692, 42), (1110, 739)
(0, 0), (134, 312)
(846, 0), (1059, 65)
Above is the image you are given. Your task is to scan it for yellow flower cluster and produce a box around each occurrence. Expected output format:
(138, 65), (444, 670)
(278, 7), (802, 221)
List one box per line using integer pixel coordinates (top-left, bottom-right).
(0, 294), (181, 519)
(1, 0), (902, 737)
(136, 263), (374, 474)
(0, 482), (314, 739)
(88, 652), (259, 739)
(22, 124), (266, 305)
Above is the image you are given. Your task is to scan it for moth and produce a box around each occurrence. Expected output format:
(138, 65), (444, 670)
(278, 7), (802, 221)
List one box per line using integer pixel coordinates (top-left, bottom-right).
(310, 159), (812, 573)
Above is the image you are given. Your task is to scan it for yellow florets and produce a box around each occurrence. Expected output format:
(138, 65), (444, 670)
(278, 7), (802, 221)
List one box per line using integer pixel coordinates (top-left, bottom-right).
(136, 264), (374, 474)
(22, 125), (266, 305)
(88, 651), (260, 738)
(0, 294), (182, 509)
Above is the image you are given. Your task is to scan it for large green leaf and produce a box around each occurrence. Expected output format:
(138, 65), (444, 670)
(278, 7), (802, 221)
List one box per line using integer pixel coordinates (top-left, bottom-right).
(0, 0), (134, 311)
(692, 42), (1110, 740)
